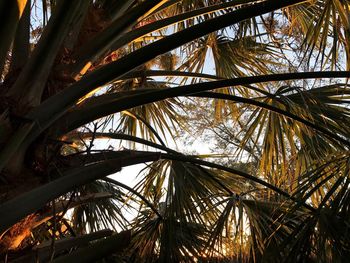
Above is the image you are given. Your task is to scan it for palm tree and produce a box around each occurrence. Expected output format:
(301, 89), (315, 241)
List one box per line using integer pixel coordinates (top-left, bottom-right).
(1, 0), (350, 262)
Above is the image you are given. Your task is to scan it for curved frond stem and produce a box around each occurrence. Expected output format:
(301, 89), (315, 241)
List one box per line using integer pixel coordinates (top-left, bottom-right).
(71, 132), (177, 154)
(108, 0), (259, 53)
(121, 111), (167, 146)
(161, 153), (316, 212)
(0, 151), (161, 235)
(66, 150), (315, 212)
(121, 70), (222, 81)
(27, 0), (307, 131)
(57, 71), (350, 148)
(192, 91), (350, 148)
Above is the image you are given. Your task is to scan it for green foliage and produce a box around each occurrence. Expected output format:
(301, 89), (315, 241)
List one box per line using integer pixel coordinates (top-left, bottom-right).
(0, 0), (350, 262)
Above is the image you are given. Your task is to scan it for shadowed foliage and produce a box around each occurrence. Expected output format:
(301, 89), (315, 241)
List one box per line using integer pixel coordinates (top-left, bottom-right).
(1, 0), (350, 262)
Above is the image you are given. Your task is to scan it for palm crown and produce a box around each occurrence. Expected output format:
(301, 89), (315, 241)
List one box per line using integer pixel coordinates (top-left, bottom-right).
(0, 0), (350, 262)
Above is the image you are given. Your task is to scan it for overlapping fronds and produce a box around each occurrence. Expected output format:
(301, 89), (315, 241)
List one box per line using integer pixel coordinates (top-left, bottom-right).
(1, 0), (350, 262)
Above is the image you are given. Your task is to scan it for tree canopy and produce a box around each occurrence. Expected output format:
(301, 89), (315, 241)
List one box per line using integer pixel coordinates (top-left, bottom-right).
(0, 0), (350, 262)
